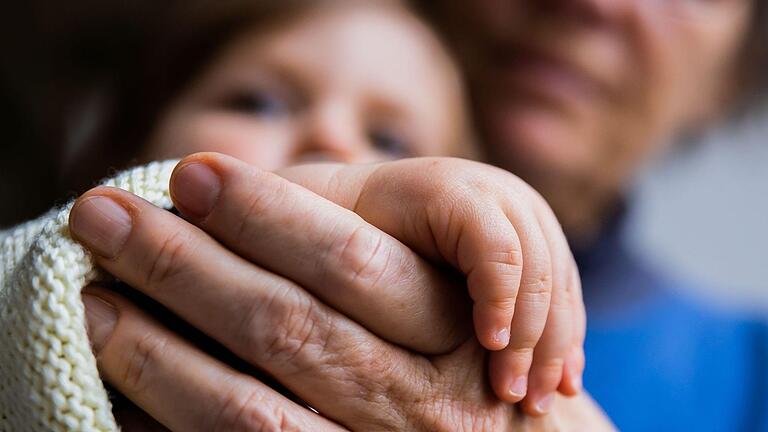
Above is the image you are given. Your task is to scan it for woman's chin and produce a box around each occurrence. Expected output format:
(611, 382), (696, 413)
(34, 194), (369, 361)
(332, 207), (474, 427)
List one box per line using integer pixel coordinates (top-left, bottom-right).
(485, 106), (593, 181)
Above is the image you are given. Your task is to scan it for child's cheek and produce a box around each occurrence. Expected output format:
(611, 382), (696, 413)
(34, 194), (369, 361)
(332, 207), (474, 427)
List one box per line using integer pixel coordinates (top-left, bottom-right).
(149, 110), (297, 171)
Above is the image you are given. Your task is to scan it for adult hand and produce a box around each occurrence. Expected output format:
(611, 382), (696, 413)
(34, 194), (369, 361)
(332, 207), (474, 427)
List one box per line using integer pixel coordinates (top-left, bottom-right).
(70, 153), (603, 430)
(281, 157), (587, 409)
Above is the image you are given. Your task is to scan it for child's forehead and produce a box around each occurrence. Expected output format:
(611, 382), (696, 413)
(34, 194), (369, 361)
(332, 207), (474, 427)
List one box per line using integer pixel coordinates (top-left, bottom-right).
(236, 3), (452, 79)
(212, 4), (462, 114)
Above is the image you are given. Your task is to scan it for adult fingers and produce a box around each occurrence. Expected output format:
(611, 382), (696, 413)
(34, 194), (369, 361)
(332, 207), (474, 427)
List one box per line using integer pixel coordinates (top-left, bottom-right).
(69, 189), (429, 429)
(168, 153), (469, 353)
(81, 286), (345, 432)
(112, 399), (171, 432)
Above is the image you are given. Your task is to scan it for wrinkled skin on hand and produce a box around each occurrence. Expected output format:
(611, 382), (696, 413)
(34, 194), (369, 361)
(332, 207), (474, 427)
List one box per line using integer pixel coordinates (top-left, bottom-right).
(73, 154), (612, 431)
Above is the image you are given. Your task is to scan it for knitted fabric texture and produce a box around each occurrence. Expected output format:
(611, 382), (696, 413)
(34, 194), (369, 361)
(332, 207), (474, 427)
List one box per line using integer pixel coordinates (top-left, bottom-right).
(0, 161), (178, 432)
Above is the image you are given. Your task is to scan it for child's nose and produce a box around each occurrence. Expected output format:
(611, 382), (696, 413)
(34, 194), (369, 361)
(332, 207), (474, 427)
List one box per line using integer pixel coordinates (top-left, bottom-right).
(293, 102), (367, 164)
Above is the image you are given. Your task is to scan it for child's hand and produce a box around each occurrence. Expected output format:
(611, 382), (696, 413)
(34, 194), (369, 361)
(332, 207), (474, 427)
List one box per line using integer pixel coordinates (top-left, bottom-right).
(280, 157), (585, 416)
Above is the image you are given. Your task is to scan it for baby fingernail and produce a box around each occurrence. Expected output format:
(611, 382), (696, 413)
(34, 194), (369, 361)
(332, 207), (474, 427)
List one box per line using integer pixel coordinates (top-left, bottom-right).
(70, 195), (132, 258)
(171, 162), (221, 219)
(82, 294), (118, 354)
(534, 393), (555, 415)
(493, 327), (510, 347)
(508, 375), (528, 399)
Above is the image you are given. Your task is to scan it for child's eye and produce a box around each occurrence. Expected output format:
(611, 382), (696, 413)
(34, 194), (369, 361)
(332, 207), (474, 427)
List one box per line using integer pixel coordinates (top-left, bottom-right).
(368, 127), (411, 158)
(227, 90), (292, 117)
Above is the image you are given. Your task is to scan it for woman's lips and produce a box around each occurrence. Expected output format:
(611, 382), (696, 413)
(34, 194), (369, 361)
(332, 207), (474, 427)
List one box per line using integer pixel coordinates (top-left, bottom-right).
(485, 48), (605, 113)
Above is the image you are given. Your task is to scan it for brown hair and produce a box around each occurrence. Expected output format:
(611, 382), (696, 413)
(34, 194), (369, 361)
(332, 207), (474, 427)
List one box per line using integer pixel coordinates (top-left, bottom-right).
(60, 0), (313, 194)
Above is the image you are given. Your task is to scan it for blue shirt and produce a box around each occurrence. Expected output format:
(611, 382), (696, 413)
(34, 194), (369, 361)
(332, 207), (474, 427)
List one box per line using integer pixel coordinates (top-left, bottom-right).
(579, 220), (768, 432)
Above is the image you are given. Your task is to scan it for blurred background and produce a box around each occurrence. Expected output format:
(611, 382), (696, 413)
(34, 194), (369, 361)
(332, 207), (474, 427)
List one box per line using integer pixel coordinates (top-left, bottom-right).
(628, 104), (768, 311)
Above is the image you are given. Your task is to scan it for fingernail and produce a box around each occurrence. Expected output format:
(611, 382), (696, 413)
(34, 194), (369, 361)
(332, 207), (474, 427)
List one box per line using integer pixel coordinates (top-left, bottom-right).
(70, 196), (132, 258)
(534, 393), (555, 415)
(508, 375), (528, 399)
(493, 327), (510, 348)
(82, 294), (118, 354)
(171, 162), (221, 219)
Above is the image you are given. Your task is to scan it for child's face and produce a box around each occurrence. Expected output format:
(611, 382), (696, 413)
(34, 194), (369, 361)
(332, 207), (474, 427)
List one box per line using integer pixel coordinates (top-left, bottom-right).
(144, 3), (470, 169)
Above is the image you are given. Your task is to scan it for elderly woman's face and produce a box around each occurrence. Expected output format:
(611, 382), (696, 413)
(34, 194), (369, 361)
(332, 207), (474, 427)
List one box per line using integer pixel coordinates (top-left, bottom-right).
(445, 0), (752, 190)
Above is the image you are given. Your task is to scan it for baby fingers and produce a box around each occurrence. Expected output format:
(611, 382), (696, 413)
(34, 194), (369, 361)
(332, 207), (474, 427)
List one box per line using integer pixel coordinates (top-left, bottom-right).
(519, 198), (582, 414)
(459, 203), (554, 402)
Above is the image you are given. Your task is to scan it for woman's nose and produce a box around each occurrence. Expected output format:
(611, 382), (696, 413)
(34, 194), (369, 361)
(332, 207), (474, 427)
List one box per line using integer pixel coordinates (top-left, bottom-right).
(293, 103), (365, 163)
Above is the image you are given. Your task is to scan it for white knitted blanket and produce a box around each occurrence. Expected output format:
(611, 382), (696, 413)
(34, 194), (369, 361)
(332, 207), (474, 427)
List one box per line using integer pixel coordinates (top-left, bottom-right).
(0, 161), (178, 432)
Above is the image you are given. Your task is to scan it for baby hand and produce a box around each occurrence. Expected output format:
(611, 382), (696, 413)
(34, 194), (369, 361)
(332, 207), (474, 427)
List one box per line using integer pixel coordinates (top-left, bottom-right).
(281, 157), (585, 416)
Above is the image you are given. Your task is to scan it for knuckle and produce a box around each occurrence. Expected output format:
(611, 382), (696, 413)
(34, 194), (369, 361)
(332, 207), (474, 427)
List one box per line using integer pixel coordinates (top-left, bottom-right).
(531, 359), (566, 388)
(523, 272), (553, 296)
(122, 332), (169, 394)
(255, 291), (332, 368)
(239, 289), (411, 429)
(477, 297), (518, 314)
(263, 315), (319, 366)
(332, 225), (392, 291)
(515, 287), (552, 321)
(537, 356), (566, 372)
(345, 348), (411, 430)
(239, 295), (411, 429)
(550, 283), (572, 308)
(143, 228), (195, 290)
(348, 346), (395, 395)
(509, 346), (536, 359)
(487, 250), (525, 271)
(469, 252), (525, 297)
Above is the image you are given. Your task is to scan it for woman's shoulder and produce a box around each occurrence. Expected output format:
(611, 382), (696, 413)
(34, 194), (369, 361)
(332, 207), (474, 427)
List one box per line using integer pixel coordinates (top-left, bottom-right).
(585, 261), (768, 432)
